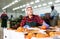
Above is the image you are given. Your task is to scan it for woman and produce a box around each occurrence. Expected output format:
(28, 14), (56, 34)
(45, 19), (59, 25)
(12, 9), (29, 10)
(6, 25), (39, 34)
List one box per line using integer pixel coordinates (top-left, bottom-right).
(1, 11), (8, 28)
(20, 6), (49, 28)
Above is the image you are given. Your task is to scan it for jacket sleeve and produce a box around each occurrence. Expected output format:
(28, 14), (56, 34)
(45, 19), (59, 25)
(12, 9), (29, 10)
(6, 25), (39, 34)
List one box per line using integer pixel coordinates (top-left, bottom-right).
(36, 15), (43, 25)
(20, 17), (26, 27)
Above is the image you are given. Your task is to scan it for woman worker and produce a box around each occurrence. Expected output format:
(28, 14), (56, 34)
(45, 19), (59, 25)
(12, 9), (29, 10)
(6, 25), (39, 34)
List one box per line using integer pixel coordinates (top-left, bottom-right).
(20, 6), (49, 28)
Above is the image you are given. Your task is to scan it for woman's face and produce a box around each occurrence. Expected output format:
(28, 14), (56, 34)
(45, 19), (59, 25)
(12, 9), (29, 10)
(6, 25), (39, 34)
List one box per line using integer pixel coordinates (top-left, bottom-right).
(26, 7), (33, 16)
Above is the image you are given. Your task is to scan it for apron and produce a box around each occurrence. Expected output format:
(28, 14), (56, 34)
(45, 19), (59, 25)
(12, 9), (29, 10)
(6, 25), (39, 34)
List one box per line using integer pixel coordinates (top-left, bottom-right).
(1, 19), (7, 28)
(25, 21), (37, 27)
(25, 16), (40, 27)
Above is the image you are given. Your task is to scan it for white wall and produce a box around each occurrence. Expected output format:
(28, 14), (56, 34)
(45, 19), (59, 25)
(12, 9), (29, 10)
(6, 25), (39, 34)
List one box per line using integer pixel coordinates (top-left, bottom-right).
(33, 7), (51, 15)
(33, 6), (60, 15)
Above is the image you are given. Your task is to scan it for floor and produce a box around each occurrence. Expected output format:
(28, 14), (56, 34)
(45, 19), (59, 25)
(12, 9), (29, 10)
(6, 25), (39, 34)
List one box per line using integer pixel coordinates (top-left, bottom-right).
(0, 27), (3, 39)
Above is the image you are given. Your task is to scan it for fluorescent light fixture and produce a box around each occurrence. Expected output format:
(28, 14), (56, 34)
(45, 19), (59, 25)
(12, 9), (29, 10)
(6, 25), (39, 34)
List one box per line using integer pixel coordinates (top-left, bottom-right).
(55, 0), (60, 3)
(22, 5), (26, 7)
(42, 3), (47, 6)
(38, 5), (41, 7)
(35, 0), (40, 3)
(48, 2), (53, 5)
(13, 1), (35, 11)
(34, 6), (37, 8)
(13, 8), (17, 11)
(2, 0), (21, 10)
(19, 6), (23, 8)
(13, 7), (20, 11)
(12, 8), (15, 11)
(26, 3), (30, 6)
(22, 9), (25, 11)
(16, 7), (20, 9)
(41, 0), (44, 1)
(30, 2), (34, 4)
(13, 5), (23, 11)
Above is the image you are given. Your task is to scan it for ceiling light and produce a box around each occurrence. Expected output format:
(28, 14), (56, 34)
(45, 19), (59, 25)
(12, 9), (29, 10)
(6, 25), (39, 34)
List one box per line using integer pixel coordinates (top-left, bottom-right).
(55, 0), (60, 3)
(34, 6), (37, 8)
(13, 8), (18, 11)
(22, 9), (25, 11)
(38, 5), (41, 7)
(13, 5), (23, 11)
(42, 3), (47, 6)
(48, 2), (53, 5)
(22, 5), (26, 7)
(16, 7), (20, 9)
(19, 6), (23, 8)
(13, 6), (20, 11)
(13, 9), (15, 11)
(35, 0), (40, 3)
(13, 6), (23, 11)
(2, 0), (21, 10)
(26, 3), (30, 6)
(41, 0), (44, 1)
(30, 2), (34, 4)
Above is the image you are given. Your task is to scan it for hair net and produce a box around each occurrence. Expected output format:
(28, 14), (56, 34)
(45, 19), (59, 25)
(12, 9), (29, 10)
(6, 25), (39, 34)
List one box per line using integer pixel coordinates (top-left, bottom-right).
(25, 5), (33, 16)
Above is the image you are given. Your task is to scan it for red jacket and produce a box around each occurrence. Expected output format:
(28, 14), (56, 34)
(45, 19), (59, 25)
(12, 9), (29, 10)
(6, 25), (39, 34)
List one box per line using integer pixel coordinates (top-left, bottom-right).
(20, 15), (43, 27)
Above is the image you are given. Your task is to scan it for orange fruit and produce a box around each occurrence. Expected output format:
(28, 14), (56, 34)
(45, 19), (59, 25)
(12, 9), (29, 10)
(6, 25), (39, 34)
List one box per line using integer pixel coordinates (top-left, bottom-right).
(16, 27), (24, 32)
(45, 34), (49, 37)
(24, 28), (29, 32)
(55, 32), (60, 35)
(41, 26), (47, 30)
(36, 33), (45, 38)
(32, 33), (36, 37)
(26, 33), (33, 39)
(28, 33), (33, 37)
(49, 32), (55, 37)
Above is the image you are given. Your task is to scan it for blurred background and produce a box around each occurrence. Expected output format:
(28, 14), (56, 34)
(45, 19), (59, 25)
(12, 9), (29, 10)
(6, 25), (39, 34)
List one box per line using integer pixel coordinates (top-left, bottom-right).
(0, 0), (60, 39)
(0, 0), (60, 18)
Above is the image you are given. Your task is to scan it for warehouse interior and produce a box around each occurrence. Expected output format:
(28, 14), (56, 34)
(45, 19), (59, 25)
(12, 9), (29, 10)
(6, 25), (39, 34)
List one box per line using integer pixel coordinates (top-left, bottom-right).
(0, 0), (60, 39)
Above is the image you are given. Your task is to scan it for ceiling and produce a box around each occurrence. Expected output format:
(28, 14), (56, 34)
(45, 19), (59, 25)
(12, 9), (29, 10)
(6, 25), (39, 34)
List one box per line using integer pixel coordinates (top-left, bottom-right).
(0, 0), (60, 13)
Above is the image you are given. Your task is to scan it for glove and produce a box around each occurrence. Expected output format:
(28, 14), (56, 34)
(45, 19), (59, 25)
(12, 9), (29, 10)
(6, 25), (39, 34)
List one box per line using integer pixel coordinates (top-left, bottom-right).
(23, 25), (30, 29)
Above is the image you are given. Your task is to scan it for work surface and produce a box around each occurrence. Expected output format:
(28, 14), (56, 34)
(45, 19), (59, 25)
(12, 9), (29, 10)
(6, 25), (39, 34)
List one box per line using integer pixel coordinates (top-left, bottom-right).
(3, 28), (60, 39)
(0, 20), (60, 39)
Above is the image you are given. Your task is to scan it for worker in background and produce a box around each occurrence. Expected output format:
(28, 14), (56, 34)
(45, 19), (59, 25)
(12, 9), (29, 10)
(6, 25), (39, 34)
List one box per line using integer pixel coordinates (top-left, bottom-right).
(10, 15), (14, 28)
(20, 6), (49, 28)
(1, 10), (8, 28)
(10, 15), (13, 20)
(50, 5), (59, 26)
(18, 15), (23, 22)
